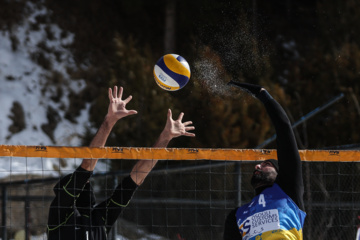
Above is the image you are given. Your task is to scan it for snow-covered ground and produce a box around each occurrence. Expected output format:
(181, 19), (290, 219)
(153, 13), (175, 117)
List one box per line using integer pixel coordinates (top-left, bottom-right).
(0, 1), (104, 178)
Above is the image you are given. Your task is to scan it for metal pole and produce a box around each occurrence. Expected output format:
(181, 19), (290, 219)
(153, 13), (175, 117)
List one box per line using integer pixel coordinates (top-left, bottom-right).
(25, 184), (30, 240)
(235, 162), (242, 206)
(110, 176), (119, 240)
(2, 186), (7, 240)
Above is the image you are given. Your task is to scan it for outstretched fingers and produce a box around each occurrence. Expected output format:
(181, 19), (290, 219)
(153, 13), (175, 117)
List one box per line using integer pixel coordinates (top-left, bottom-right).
(123, 95), (133, 104)
(109, 86), (130, 102)
(118, 86), (123, 100)
(184, 131), (196, 137)
(178, 116), (195, 137)
(163, 109), (195, 139)
(184, 126), (196, 137)
(107, 86), (138, 119)
(184, 120), (195, 137)
(167, 109), (172, 119)
(127, 109), (138, 115)
(108, 88), (113, 100)
(183, 121), (193, 126)
(177, 112), (184, 121)
(113, 86), (118, 98)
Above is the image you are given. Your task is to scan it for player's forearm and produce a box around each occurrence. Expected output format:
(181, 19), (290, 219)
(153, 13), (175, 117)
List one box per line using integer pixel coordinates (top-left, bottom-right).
(257, 90), (299, 154)
(258, 91), (292, 133)
(130, 159), (159, 186)
(153, 130), (172, 148)
(130, 131), (171, 185)
(89, 115), (118, 147)
(81, 115), (118, 171)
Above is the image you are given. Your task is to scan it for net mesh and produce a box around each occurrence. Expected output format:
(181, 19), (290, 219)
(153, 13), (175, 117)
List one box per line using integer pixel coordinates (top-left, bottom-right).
(0, 146), (359, 240)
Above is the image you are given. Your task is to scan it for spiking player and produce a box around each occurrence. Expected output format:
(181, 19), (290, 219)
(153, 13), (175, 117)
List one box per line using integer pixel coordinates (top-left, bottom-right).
(47, 86), (195, 240)
(224, 82), (306, 240)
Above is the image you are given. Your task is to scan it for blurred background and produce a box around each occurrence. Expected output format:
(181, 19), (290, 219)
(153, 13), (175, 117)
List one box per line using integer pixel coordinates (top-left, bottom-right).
(1, 0), (360, 239)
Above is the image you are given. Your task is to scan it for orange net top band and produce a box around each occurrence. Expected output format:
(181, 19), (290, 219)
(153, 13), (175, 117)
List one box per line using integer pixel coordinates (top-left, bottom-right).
(0, 145), (358, 162)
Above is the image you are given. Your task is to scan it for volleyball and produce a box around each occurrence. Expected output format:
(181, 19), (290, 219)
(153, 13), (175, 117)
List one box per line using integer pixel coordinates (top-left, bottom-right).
(153, 54), (191, 91)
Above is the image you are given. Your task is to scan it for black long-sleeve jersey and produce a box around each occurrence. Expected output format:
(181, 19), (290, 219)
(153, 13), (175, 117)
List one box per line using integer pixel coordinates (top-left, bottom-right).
(223, 90), (305, 240)
(47, 166), (138, 240)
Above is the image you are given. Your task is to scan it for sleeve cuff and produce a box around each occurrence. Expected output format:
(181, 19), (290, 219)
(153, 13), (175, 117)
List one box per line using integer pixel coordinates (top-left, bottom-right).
(257, 89), (273, 103)
(120, 175), (138, 191)
(72, 166), (93, 185)
(110, 175), (138, 206)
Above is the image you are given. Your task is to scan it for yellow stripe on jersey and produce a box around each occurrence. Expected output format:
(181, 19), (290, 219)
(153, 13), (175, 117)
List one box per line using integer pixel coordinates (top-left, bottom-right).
(254, 228), (303, 240)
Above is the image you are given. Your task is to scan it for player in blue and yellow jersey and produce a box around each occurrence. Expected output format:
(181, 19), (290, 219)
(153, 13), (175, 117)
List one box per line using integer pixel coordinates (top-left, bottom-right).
(224, 82), (306, 240)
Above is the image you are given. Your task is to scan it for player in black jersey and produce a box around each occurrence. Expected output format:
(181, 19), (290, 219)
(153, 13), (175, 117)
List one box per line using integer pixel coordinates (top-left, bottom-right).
(224, 82), (306, 239)
(47, 86), (195, 240)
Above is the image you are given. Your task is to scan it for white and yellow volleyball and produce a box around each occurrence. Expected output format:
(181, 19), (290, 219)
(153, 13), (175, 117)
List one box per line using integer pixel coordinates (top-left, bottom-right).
(153, 54), (191, 91)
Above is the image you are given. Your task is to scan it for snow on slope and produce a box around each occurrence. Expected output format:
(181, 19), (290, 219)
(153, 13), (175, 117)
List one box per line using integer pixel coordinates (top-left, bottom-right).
(0, 1), (103, 178)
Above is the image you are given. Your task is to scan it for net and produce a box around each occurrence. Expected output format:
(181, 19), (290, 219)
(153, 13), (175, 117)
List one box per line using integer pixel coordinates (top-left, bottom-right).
(0, 145), (359, 240)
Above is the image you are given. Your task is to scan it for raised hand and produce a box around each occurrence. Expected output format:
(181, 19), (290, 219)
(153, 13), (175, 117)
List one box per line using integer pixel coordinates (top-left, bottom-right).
(162, 109), (195, 141)
(131, 109), (195, 185)
(107, 86), (138, 121)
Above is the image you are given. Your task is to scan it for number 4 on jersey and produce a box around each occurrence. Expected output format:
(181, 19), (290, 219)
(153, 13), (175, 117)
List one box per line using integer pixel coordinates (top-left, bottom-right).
(258, 194), (266, 207)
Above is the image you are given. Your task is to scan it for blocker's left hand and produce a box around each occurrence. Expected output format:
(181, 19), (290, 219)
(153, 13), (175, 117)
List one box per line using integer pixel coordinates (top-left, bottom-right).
(107, 86), (138, 120)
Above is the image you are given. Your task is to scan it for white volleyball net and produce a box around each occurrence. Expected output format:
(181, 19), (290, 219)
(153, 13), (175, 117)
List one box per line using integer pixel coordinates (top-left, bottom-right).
(0, 145), (359, 239)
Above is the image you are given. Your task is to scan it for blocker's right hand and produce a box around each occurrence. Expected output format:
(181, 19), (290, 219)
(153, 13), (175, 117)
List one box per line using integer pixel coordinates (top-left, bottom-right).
(107, 86), (138, 120)
(162, 109), (195, 141)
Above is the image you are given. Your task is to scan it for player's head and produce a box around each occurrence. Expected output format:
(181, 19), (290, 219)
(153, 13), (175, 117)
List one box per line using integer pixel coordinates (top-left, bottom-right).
(251, 159), (278, 189)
